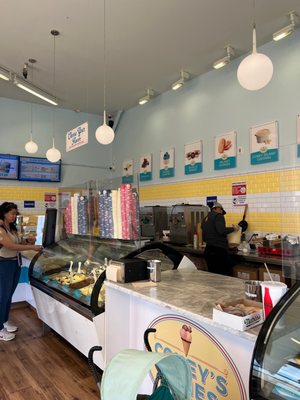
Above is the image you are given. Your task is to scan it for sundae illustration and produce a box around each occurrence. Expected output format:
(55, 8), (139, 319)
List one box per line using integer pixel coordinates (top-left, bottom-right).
(163, 152), (170, 169)
(180, 324), (192, 357)
(186, 150), (200, 165)
(123, 162), (132, 176)
(141, 158), (150, 172)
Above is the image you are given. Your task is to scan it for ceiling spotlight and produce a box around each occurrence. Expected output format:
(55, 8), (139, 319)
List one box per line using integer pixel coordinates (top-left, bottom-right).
(0, 66), (10, 81)
(273, 11), (298, 41)
(213, 45), (235, 70)
(23, 62), (28, 79)
(171, 70), (190, 91)
(138, 89), (154, 105)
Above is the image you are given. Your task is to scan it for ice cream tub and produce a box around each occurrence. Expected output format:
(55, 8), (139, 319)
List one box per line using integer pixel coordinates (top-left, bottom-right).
(213, 298), (264, 331)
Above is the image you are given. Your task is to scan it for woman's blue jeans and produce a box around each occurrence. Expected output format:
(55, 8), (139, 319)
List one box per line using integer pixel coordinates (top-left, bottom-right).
(0, 259), (21, 330)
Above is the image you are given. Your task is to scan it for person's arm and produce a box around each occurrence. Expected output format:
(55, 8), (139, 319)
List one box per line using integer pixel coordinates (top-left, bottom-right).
(0, 227), (42, 252)
(215, 215), (234, 236)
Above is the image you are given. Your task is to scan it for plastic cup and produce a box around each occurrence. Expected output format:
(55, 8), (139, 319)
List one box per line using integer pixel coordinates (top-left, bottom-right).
(260, 281), (287, 319)
(244, 280), (262, 302)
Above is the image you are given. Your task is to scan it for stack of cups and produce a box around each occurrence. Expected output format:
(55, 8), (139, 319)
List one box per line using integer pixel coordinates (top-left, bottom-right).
(260, 281), (287, 319)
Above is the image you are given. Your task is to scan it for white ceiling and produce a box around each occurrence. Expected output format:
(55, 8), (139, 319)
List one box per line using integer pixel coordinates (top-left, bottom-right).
(0, 0), (300, 116)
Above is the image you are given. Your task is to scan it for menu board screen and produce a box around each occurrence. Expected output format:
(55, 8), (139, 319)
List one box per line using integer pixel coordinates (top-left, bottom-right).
(0, 154), (19, 180)
(19, 156), (61, 182)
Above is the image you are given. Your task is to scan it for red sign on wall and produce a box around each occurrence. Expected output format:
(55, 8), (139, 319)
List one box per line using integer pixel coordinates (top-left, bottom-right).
(232, 182), (246, 206)
(44, 193), (57, 202)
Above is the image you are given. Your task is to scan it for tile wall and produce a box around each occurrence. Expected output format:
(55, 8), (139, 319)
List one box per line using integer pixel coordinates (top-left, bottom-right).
(0, 186), (58, 215)
(139, 168), (300, 237)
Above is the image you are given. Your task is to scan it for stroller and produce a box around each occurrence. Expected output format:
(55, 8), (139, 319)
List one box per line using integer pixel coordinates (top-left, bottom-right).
(88, 328), (192, 400)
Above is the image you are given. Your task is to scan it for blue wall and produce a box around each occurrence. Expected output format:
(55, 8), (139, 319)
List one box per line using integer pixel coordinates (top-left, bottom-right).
(0, 98), (113, 187)
(112, 30), (300, 184)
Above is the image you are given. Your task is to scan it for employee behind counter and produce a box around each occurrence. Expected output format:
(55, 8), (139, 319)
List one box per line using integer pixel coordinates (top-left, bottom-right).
(201, 202), (239, 276)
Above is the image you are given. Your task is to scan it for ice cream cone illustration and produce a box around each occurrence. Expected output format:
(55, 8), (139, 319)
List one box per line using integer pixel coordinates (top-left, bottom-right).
(180, 324), (192, 357)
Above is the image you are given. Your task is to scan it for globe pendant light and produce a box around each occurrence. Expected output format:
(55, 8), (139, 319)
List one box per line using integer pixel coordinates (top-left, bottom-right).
(237, 25), (273, 91)
(95, 110), (114, 145)
(25, 134), (38, 154)
(46, 29), (61, 163)
(95, 0), (115, 145)
(46, 138), (61, 162)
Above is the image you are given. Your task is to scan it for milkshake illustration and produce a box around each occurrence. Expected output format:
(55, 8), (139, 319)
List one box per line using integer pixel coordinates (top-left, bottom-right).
(180, 324), (192, 357)
(163, 152), (170, 169)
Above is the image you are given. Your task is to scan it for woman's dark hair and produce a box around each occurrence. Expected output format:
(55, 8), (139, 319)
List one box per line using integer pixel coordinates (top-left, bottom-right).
(0, 202), (18, 232)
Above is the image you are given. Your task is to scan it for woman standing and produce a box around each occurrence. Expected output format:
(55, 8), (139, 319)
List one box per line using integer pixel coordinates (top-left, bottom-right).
(0, 202), (42, 341)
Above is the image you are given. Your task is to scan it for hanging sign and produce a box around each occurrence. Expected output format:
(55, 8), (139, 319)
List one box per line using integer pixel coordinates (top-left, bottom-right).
(122, 159), (134, 183)
(250, 121), (279, 165)
(160, 147), (175, 178)
(139, 153), (152, 181)
(185, 140), (202, 175)
(214, 131), (236, 170)
(66, 122), (88, 152)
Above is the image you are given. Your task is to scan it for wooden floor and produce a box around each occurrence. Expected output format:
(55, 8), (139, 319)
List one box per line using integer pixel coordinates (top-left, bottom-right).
(0, 304), (100, 400)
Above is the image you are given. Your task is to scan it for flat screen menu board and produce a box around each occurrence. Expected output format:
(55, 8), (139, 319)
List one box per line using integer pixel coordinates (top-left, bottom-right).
(19, 156), (61, 182)
(0, 154), (19, 180)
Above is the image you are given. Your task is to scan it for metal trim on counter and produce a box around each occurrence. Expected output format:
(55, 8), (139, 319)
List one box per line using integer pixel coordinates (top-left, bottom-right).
(30, 278), (94, 320)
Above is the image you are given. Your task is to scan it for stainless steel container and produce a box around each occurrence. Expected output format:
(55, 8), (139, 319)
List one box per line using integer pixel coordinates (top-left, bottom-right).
(244, 280), (262, 302)
(147, 259), (161, 282)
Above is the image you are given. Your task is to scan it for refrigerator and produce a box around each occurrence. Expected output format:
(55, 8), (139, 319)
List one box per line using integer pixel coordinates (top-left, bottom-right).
(250, 281), (300, 399)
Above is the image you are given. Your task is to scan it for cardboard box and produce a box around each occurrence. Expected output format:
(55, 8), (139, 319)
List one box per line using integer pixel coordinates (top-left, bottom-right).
(258, 266), (285, 283)
(233, 264), (259, 281)
(213, 298), (264, 331)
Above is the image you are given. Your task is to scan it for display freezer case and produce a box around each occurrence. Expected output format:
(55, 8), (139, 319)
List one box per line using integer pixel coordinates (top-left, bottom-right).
(250, 281), (300, 400)
(29, 235), (139, 318)
(28, 236), (185, 369)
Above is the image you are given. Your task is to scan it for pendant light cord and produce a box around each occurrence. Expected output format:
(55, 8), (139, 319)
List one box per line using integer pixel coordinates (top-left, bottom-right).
(52, 31), (57, 145)
(103, 0), (107, 118)
(252, 0), (257, 53)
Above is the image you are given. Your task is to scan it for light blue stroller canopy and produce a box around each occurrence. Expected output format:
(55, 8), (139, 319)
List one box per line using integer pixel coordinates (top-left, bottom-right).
(101, 349), (192, 400)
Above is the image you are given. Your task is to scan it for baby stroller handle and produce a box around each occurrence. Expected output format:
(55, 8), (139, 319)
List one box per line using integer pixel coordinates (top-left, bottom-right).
(144, 328), (156, 352)
(88, 345), (103, 391)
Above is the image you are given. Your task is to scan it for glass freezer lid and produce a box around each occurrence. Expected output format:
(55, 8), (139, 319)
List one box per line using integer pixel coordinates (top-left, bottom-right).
(250, 282), (300, 400)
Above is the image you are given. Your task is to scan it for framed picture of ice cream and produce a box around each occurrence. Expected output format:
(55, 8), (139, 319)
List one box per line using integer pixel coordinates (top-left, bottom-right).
(250, 121), (279, 165)
(297, 114), (300, 158)
(214, 131), (236, 170)
(160, 147), (175, 178)
(184, 140), (202, 175)
(122, 159), (134, 183)
(139, 153), (152, 181)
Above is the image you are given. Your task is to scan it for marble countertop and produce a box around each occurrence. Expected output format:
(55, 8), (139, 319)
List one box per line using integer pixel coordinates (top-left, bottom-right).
(105, 269), (262, 342)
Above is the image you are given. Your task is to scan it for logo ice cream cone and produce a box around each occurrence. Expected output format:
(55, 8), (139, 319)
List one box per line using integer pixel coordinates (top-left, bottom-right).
(180, 324), (192, 357)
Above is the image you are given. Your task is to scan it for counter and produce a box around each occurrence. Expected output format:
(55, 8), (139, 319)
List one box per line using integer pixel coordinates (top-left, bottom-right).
(105, 269), (261, 399)
(168, 243), (300, 267)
